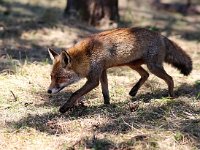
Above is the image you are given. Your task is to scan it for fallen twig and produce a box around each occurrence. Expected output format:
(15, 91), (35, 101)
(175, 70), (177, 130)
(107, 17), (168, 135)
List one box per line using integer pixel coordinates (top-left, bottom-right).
(10, 90), (17, 101)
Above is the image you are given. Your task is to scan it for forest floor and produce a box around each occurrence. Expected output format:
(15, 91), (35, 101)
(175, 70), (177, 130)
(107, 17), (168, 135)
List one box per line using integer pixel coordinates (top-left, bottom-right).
(0, 0), (200, 149)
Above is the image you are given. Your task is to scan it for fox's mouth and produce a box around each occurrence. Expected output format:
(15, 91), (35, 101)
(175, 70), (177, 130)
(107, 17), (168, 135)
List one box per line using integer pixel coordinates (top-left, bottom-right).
(47, 86), (65, 94)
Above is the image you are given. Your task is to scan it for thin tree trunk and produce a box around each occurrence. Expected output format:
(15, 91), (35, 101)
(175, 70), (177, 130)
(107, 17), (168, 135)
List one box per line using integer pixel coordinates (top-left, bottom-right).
(64, 0), (119, 26)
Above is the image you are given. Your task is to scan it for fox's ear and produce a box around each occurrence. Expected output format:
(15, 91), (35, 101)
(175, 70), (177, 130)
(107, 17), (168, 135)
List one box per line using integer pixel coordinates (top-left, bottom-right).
(48, 48), (59, 60)
(61, 50), (71, 68)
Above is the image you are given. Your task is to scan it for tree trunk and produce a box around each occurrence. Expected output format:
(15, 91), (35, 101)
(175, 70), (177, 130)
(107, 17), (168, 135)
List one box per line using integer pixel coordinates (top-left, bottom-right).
(64, 0), (119, 27)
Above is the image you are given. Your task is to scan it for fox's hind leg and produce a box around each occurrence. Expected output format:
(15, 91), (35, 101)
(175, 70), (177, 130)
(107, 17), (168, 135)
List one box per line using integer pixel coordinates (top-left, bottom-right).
(147, 64), (174, 97)
(100, 70), (110, 104)
(129, 65), (149, 96)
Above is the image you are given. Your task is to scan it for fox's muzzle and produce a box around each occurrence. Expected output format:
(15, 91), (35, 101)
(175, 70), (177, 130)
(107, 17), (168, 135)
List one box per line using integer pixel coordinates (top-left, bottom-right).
(47, 85), (65, 94)
(47, 89), (52, 94)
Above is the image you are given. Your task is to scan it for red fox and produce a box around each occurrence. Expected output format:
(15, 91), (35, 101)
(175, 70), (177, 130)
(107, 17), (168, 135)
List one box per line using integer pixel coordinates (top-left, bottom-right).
(47, 27), (192, 113)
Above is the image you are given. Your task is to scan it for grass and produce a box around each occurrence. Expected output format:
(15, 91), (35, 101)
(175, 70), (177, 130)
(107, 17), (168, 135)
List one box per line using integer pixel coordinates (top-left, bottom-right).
(0, 0), (200, 149)
(0, 60), (199, 149)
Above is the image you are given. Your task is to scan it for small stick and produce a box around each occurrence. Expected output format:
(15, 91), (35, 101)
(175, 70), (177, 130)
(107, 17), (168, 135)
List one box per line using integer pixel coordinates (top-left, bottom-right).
(10, 90), (17, 101)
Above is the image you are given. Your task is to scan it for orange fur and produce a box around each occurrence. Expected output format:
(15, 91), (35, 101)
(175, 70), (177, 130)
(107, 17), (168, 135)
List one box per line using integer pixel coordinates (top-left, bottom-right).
(48, 27), (192, 113)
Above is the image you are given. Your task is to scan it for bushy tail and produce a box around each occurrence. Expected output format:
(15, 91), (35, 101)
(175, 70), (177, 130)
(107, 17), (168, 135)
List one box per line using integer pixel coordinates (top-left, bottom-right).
(164, 37), (192, 76)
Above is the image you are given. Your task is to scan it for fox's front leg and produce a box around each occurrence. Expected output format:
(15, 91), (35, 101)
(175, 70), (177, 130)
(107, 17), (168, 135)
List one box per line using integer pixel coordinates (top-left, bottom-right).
(59, 78), (99, 113)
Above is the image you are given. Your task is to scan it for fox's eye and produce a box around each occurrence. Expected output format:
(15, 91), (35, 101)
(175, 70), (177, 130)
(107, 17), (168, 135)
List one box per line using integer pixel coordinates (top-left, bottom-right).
(57, 77), (61, 80)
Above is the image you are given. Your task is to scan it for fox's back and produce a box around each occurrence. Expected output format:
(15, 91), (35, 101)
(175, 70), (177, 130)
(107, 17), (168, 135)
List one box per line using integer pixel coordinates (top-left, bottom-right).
(68, 28), (165, 70)
(94, 28), (163, 66)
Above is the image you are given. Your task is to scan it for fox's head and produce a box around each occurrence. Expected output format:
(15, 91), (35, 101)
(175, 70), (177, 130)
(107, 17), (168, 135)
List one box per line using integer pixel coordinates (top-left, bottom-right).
(47, 48), (80, 94)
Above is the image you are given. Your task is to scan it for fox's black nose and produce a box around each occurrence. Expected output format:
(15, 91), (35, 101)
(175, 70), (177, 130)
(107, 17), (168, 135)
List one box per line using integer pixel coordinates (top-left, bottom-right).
(47, 89), (52, 94)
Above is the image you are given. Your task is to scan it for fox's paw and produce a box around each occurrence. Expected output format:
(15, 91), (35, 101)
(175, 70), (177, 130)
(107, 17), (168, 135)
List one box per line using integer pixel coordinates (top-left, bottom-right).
(59, 106), (71, 114)
(129, 86), (139, 97)
(129, 90), (137, 97)
(169, 95), (178, 99)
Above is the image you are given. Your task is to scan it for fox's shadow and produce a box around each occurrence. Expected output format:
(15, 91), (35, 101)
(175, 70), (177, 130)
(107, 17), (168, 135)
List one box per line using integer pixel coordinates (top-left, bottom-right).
(132, 82), (200, 103)
(6, 82), (200, 148)
(40, 81), (200, 109)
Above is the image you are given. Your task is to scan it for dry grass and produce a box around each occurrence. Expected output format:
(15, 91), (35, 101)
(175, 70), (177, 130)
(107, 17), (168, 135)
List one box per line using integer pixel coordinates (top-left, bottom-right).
(0, 0), (200, 149)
